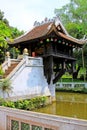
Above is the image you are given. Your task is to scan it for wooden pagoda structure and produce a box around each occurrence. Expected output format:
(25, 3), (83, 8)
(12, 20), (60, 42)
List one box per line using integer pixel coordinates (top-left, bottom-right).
(9, 18), (86, 86)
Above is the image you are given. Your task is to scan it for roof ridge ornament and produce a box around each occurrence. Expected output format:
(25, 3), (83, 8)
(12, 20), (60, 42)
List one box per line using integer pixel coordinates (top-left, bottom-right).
(33, 17), (59, 27)
(54, 16), (61, 26)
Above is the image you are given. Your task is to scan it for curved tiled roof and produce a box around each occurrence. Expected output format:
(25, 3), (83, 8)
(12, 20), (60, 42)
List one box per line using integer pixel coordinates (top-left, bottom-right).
(10, 22), (53, 44)
(9, 20), (87, 45)
(58, 32), (86, 45)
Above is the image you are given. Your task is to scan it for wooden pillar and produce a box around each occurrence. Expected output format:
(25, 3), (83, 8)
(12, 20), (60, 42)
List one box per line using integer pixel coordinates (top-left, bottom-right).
(71, 47), (73, 56)
(62, 60), (66, 70)
(43, 43), (47, 55)
(71, 61), (76, 73)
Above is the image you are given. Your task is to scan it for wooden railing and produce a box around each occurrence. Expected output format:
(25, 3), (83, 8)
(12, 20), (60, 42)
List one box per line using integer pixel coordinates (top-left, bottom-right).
(43, 51), (75, 60)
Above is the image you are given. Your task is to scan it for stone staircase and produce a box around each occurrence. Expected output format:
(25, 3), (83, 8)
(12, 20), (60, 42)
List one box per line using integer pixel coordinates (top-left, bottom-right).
(0, 57), (51, 99)
(3, 62), (19, 78)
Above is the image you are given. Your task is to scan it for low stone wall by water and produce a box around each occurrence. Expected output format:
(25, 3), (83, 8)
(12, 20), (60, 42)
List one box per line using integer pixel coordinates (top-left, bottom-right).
(56, 82), (87, 88)
(0, 106), (87, 130)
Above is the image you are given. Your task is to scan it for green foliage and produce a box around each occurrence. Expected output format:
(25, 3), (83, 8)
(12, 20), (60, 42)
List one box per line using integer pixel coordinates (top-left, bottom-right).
(0, 79), (12, 91)
(11, 27), (24, 38)
(0, 65), (4, 76)
(0, 21), (11, 38)
(0, 10), (24, 64)
(56, 85), (87, 94)
(0, 79), (12, 97)
(54, 0), (87, 79)
(2, 100), (15, 108)
(9, 47), (20, 59)
(54, 0), (87, 38)
(0, 98), (5, 106)
(0, 10), (9, 25)
(65, 22), (84, 39)
(0, 21), (9, 63)
(14, 100), (24, 109)
(0, 96), (47, 110)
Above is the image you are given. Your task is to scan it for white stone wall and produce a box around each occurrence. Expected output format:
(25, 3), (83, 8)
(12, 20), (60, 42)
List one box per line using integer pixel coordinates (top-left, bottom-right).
(10, 57), (50, 98)
(0, 106), (87, 130)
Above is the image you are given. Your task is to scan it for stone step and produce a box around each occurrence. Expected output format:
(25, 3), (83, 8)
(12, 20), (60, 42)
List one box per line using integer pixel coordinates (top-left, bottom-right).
(3, 63), (19, 78)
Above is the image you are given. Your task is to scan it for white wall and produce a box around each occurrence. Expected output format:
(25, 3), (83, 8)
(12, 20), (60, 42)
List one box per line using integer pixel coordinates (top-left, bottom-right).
(10, 57), (51, 98)
(0, 106), (87, 130)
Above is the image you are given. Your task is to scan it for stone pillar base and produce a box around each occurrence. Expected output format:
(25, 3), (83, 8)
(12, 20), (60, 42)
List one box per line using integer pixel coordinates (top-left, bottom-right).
(48, 83), (56, 102)
(51, 96), (56, 102)
(46, 96), (56, 104)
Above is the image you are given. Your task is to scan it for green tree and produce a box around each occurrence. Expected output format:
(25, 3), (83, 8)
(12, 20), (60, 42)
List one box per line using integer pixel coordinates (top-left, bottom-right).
(54, 0), (87, 80)
(0, 10), (4, 20)
(9, 47), (20, 59)
(54, 0), (87, 38)
(0, 10), (9, 26)
(0, 10), (24, 64)
(11, 27), (24, 38)
(0, 21), (11, 63)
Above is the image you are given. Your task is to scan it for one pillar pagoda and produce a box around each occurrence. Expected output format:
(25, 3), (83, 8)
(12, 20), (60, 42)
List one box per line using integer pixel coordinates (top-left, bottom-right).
(9, 17), (86, 100)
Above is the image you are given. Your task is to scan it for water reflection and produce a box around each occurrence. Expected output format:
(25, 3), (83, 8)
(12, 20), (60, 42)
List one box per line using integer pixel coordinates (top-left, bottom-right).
(34, 92), (87, 120)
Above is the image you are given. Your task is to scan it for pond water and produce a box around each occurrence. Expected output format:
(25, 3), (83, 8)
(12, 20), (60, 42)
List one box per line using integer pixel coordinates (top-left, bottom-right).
(34, 92), (87, 120)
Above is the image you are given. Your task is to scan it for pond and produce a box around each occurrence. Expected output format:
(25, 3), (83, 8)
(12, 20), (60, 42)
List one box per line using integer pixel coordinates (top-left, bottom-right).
(34, 92), (87, 120)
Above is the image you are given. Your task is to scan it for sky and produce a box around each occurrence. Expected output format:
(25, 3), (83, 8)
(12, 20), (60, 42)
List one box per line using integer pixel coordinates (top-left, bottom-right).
(0, 0), (70, 31)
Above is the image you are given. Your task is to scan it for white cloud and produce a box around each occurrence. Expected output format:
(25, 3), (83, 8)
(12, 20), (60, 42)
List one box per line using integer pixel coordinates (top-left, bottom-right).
(0, 0), (70, 31)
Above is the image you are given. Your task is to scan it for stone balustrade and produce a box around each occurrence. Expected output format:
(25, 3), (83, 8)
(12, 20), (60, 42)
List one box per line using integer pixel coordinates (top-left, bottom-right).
(0, 106), (87, 130)
(56, 82), (87, 88)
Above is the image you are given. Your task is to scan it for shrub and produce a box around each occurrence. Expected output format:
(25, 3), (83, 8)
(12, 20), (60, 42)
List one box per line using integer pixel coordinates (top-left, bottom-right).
(0, 65), (4, 78)
(2, 100), (15, 108)
(0, 98), (5, 106)
(56, 86), (87, 94)
(0, 78), (12, 98)
(0, 96), (48, 110)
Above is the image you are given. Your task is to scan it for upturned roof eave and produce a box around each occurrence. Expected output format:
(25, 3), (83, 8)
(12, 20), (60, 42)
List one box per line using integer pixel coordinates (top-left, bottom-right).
(8, 21), (87, 46)
(45, 25), (86, 46)
(58, 32), (86, 46)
